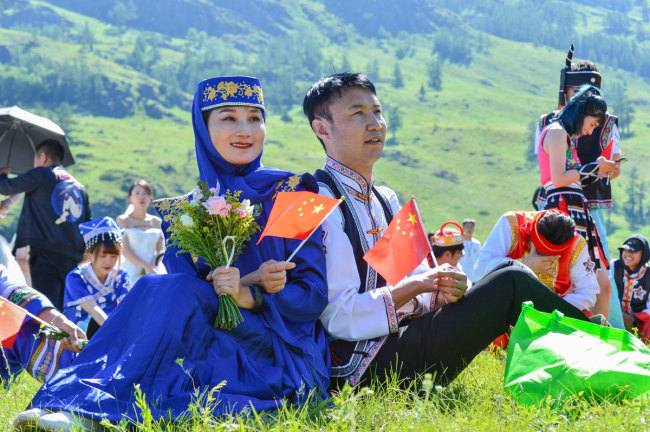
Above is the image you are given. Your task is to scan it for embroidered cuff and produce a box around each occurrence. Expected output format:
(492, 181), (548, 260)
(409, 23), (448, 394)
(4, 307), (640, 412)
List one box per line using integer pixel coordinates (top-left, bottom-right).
(378, 287), (398, 334)
(8, 287), (53, 321)
(65, 295), (95, 308)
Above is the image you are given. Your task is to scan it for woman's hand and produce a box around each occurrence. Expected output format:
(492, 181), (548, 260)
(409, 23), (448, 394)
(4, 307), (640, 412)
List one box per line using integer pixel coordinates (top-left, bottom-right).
(596, 156), (617, 177)
(38, 308), (88, 353)
(241, 260), (296, 294)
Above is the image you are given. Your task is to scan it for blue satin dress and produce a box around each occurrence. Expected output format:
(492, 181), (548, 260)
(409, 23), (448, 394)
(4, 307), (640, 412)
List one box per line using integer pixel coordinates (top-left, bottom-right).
(29, 175), (331, 422)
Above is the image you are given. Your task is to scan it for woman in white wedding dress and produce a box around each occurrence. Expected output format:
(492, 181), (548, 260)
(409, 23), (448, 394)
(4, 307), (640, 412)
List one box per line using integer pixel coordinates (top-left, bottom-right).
(116, 180), (165, 285)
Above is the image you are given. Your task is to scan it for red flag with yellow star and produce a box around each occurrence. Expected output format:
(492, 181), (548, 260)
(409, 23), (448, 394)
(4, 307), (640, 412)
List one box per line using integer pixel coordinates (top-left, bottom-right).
(0, 297), (27, 349)
(363, 199), (431, 286)
(257, 191), (341, 244)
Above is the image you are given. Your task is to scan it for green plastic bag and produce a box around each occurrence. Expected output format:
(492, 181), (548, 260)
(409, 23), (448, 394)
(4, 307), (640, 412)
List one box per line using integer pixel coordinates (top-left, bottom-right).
(504, 302), (650, 404)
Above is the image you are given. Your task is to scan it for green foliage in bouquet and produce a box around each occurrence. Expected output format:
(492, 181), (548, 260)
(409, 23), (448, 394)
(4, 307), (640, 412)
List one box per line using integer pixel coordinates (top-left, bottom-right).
(168, 181), (261, 329)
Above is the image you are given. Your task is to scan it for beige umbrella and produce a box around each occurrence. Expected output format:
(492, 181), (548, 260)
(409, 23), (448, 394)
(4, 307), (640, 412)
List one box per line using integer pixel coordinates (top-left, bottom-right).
(0, 106), (75, 175)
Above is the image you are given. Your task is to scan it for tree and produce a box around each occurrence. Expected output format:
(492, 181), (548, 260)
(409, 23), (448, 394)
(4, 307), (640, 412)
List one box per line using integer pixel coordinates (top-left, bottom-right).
(80, 22), (95, 52)
(418, 84), (426, 102)
(622, 167), (647, 229)
(427, 57), (442, 91)
(386, 105), (402, 144)
(608, 81), (635, 136)
(393, 62), (404, 88)
(366, 59), (380, 82)
(109, 0), (137, 27)
(341, 54), (351, 72)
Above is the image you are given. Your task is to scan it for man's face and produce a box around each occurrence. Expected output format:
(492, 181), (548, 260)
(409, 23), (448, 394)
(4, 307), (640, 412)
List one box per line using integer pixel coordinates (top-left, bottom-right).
(33, 151), (47, 168)
(462, 222), (475, 236)
(444, 249), (464, 267)
(564, 85), (581, 101)
(312, 87), (386, 177)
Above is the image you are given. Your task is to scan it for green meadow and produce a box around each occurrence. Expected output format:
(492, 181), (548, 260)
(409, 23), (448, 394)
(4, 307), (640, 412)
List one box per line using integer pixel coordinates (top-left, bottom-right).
(3, 350), (650, 431)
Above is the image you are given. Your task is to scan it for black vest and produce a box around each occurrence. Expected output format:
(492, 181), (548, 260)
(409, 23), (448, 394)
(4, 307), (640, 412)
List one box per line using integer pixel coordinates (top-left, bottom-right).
(613, 259), (650, 314)
(314, 168), (394, 377)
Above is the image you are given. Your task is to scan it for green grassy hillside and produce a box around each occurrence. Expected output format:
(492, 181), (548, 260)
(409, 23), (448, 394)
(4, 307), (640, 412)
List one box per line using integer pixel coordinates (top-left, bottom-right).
(0, 0), (648, 259)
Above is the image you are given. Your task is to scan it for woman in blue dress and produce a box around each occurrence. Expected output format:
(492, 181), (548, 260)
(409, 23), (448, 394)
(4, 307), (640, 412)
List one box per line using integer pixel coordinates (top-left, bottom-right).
(17, 76), (330, 430)
(63, 216), (131, 339)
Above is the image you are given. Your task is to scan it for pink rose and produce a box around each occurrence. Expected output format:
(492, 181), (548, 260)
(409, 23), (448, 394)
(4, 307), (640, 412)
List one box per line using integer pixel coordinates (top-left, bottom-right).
(234, 207), (246, 218)
(203, 196), (231, 215)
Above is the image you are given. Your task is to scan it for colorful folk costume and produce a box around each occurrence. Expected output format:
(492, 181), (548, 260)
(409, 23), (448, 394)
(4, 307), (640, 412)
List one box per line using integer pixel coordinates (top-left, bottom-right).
(536, 104), (609, 271)
(0, 265), (75, 385)
(63, 217), (130, 337)
(534, 44), (619, 263)
(29, 77), (330, 423)
(317, 159), (589, 388)
(612, 235), (650, 341)
(476, 210), (598, 313)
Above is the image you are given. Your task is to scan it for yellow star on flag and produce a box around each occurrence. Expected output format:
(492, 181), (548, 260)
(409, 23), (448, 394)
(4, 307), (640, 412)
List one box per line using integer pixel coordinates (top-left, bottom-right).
(407, 213), (417, 225)
(312, 204), (325, 214)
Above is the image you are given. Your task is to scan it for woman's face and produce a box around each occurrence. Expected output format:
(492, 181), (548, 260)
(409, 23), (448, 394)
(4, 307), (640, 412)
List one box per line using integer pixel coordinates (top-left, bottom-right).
(206, 106), (265, 166)
(577, 115), (601, 138)
(129, 185), (152, 209)
(92, 246), (119, 281)
(622, 249), (643, 271)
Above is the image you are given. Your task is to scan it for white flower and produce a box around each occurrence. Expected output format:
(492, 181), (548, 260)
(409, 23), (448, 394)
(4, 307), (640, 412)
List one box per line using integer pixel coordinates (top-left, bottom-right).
(180, 214), (195, 227)
(241, 199), (254, 216)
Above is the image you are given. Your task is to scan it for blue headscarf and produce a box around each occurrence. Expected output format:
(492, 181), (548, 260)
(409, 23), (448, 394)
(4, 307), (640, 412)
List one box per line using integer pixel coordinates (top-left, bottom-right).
(192, 76), (293, 205)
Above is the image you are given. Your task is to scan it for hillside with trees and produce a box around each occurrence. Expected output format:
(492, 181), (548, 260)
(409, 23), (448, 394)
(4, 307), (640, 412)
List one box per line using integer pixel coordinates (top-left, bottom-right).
(0, 0), (648, 249)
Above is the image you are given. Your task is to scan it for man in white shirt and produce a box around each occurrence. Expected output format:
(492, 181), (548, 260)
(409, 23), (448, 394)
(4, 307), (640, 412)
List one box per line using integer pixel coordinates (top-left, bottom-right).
(302, 72), (590, 388)
(458, 218), (481, 283)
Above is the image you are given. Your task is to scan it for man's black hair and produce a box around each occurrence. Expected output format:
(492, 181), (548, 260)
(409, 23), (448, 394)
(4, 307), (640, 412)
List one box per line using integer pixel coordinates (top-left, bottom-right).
(35, 139), (64, 165)
(432, 243), (464, 259)
(553, 84), (607, 137)
(537, 210), (576, 245)
(302, 72), (376, 150)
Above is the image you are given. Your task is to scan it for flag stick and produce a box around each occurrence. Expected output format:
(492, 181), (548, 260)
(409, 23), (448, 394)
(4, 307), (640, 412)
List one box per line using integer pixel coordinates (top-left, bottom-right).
(412, 197), (438, 268)
(286, 197), (344, 263)
(0, 298), (56, 330)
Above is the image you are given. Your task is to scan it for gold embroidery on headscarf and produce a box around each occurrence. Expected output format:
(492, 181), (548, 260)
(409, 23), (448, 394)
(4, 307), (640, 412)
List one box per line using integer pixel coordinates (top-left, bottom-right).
(203, 82), (264, 105)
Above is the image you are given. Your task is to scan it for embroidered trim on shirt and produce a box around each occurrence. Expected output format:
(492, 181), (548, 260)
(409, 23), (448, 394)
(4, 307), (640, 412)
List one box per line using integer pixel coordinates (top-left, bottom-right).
(379, 287), (398, 334)
(29, 338), (62, 383)
(8, 287), (40, 308)
(326, 157), (370, 196)
(346, 336), (387, 387)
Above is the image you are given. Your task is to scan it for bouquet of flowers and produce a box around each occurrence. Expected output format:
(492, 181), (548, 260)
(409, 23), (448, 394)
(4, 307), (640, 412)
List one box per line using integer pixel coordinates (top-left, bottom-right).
(168, 181), (261, 330)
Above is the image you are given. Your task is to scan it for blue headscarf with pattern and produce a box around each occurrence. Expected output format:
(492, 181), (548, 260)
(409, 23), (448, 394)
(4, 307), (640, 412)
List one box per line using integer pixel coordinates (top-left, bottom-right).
(192, 76), (292, 205)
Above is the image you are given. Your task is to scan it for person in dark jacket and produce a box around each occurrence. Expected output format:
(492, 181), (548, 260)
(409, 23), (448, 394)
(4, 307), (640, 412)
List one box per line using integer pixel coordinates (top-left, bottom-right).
(0, 139), (91, 309)
(612, 234), (650, 340)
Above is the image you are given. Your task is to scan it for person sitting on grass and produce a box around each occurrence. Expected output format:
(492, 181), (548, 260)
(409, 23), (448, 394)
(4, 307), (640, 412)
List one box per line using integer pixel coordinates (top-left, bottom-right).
(62, 217), (131, 339)
(304, 72), (591, 389)
(1, 264), (86, 387)
(611, 235), (650, 340)
(15, 76), (330, 432)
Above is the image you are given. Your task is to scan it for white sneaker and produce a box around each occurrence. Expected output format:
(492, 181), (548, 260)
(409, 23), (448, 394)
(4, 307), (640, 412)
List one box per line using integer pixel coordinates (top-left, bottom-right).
(36, 412), (101, 432)
(12, 408), (50, 431)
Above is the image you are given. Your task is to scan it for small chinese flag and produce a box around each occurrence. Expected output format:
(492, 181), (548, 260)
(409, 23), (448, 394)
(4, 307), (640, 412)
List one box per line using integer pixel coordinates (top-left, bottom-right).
(600, 138), (615, 160)
(363, 199), (431, 287)
(257, 191), (341, 244)
(0, 297), (27, 349)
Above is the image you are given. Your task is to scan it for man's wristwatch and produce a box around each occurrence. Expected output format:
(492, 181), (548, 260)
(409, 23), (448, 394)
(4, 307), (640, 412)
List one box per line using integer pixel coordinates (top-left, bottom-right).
(249, 284), (264, 313)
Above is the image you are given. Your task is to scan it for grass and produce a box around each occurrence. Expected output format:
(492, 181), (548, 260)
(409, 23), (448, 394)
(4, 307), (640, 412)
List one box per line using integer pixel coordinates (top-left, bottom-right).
(3, 349), (650, 431)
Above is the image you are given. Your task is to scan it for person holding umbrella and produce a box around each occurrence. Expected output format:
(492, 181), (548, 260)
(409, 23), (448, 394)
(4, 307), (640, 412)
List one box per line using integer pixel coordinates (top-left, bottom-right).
(0, 139), (91, 310)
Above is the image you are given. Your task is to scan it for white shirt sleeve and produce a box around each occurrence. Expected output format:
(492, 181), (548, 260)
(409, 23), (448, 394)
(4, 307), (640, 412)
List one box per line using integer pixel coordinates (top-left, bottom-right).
(475, 215), (515, 280)
(564, 243), (599, 311)
(318, 186), (398, 341)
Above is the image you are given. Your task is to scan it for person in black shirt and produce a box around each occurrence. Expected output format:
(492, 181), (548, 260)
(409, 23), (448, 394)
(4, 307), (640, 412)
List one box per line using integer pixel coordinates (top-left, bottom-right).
(0, 139), (91, 309)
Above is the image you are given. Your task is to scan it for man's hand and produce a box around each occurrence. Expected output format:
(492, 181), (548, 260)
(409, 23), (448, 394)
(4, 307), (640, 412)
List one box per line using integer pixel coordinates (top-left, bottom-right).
(420, 264), (468, 304)
(38, 308), (87, 353)
(522, 246), (558, 276)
